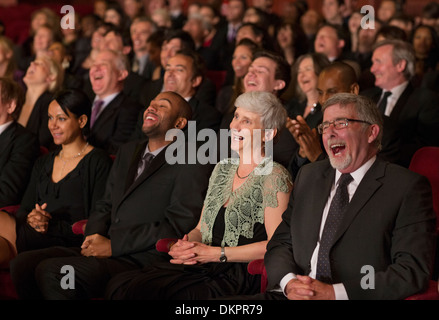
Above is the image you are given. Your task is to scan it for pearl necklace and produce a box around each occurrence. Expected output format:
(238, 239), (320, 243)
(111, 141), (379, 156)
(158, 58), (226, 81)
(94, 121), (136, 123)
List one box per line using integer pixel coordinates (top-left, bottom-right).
(58, 142), (89, 176)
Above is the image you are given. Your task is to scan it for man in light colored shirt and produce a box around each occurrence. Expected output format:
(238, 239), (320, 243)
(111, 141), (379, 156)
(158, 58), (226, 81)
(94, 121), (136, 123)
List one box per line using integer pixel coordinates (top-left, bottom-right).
(363, 39), (439, 167)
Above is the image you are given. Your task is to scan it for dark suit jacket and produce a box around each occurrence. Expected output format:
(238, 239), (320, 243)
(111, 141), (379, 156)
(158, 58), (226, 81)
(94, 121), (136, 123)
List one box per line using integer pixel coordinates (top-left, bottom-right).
(265, 158), (436, 299)
(84, 139), (212, 266)
(361, 83), (439, 167)
(87, 92), (143, 155)
(25, 91), (55, 150)
(0, 122), (39, 207)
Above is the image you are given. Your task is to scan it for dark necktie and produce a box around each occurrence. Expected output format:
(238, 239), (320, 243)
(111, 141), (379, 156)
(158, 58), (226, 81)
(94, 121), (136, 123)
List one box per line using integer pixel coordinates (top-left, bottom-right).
(90, 100), (104, 128)
(377, 91), (392, 114)
(316, 173), (353, 284)
(135, 152), (154, 180)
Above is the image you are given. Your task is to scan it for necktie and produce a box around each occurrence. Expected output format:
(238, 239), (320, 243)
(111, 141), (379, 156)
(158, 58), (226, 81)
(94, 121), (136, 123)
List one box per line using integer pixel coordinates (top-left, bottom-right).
(90, 100), (104, 128)
(377, 91), (392, 115)
(135, 152), (154, 180)
(316, 173), (353, 283)
(132, 58), (140, 73)
(228, 27), (236, 43)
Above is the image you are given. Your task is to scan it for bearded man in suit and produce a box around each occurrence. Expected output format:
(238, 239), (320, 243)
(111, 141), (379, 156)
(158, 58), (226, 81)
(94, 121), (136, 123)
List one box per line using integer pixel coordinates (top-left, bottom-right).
(263, 93), (436, 300)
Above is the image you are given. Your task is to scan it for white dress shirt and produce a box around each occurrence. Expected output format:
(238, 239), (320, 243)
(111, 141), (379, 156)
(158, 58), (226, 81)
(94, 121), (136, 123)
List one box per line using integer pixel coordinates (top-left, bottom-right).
(279, 156), (377, 300)
(0, 120), (13, 135)
(381, 81), (408, 116)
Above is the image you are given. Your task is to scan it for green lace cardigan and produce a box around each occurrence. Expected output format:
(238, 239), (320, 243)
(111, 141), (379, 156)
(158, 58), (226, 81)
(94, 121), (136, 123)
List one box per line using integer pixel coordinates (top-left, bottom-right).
(200, 157), (292, 247)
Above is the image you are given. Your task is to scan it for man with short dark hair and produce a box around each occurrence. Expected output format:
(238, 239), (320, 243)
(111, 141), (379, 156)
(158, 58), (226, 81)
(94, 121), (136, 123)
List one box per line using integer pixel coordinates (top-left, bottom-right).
(10, 91), (212, 299)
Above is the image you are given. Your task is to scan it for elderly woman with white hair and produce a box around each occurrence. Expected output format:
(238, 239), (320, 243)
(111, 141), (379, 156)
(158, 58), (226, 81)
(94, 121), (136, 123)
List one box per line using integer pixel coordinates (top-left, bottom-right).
(106, 91), (293, 300)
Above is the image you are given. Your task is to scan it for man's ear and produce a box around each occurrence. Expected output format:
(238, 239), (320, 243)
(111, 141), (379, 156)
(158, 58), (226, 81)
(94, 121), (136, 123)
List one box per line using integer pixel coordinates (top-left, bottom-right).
(191, 75), (202, 89)
(118, 69), (129, 81)
(122, 46), (132, 56)
(337, 39), (345, 50)
(175, 117), (188, 130)
(350, 83), (360, 95)
(395, 59), (407, 73)
(264, 128), (277, 142)
(273, 80), (286, 92)
(367, 124), (380, 145)
(6, 100), (17, 116)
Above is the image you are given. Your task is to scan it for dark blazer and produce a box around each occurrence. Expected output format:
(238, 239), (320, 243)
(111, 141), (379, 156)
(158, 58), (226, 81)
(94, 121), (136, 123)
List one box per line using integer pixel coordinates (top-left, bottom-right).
(265, 158), (436, 299)
(87, 92), (143, 155)
(25, 91), (55, 150)
(84, 139), (212, 266)
(361, 83), (439, 167)
(0, 122), (39, 207)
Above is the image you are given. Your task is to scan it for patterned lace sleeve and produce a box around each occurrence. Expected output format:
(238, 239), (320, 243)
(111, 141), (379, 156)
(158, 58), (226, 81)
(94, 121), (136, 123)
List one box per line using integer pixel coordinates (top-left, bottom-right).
(261, 162), (293, 210)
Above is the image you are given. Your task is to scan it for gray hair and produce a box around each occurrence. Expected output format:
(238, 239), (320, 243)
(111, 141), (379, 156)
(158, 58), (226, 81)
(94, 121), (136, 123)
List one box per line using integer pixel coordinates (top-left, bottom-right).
(234, 91), (287, 132)
(373, 39), (415, 80)
(323, 93), (383, 150)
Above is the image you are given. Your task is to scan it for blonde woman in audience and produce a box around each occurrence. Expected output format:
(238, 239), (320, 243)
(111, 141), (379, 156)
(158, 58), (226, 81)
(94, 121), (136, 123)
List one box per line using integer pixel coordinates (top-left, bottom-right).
(18, 54), (64, 150)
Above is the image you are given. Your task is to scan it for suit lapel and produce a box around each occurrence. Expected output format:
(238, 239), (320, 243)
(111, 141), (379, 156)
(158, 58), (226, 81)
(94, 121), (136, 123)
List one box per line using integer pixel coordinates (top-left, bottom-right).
(333, 159), (386, 244)
(124, 140), (148, 192)
(302, 162), (335, 261)
(91, 93), (123, 132)
(0, 122), (14, 155)
(122, 142), (170, 200)
(389, 83), (413, 121)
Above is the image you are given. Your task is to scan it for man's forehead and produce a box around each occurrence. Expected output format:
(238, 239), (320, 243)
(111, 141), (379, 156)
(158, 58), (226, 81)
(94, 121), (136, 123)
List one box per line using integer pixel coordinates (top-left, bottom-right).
(252, 57), (276, 70)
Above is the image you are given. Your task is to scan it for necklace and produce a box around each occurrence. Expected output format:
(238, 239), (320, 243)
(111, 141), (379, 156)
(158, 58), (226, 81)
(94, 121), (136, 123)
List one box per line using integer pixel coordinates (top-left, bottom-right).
(236, 166), (253, 179)
(58, 142), (89, 176)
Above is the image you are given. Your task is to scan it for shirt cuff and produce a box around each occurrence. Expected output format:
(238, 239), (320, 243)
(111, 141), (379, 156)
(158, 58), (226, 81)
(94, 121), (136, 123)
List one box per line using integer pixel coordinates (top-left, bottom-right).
(279, 274), (349, 300)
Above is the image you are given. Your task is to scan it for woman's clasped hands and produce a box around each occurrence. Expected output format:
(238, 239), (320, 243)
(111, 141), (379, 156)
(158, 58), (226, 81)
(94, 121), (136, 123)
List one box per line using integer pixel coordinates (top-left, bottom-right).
(169, 235), (220, 265)
(27, 203), (51, 233)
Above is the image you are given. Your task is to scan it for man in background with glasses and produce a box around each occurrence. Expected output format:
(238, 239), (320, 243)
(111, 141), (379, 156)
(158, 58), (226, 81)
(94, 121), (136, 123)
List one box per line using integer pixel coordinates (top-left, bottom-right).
(262, 93), (435, 300)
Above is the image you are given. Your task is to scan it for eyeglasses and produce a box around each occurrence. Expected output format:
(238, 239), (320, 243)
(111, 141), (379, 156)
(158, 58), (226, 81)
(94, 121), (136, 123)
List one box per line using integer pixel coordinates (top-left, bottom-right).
(317, 118), (372, 134)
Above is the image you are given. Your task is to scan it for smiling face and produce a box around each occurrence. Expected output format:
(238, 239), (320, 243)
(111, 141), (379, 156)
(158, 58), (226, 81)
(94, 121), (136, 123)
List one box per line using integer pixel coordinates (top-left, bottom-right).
(370, 44), (407, 90)
(48, 100), (84, 146)
(297, 57), (318, 95)
(322, 103), (377, 173)
(130, 20), (155, 54)
(164, 54), (200, 98)
(232, 44), (253, 78)
(23, 57), (53, 87)
(314, 26), (343, 59)
(244, 57), (284, 94)
(230, 106), (264, 156)
(89, 50), (126, 98)
(141, 92), (183, 138)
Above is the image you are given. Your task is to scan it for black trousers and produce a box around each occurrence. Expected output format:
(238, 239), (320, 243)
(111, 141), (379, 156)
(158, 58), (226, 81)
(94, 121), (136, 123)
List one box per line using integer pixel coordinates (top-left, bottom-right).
(9, 246), (141, 300)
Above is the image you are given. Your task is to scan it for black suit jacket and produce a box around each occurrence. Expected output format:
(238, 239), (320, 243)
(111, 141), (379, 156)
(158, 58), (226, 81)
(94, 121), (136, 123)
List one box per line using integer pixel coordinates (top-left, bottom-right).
(265, 158), (436, 299)
(84, 139), (212, 266)
(25, 91), (55, 150)
(361, 83), (439, 167)
(0, 122), (39, 207)
(87, 92), (143, 155)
